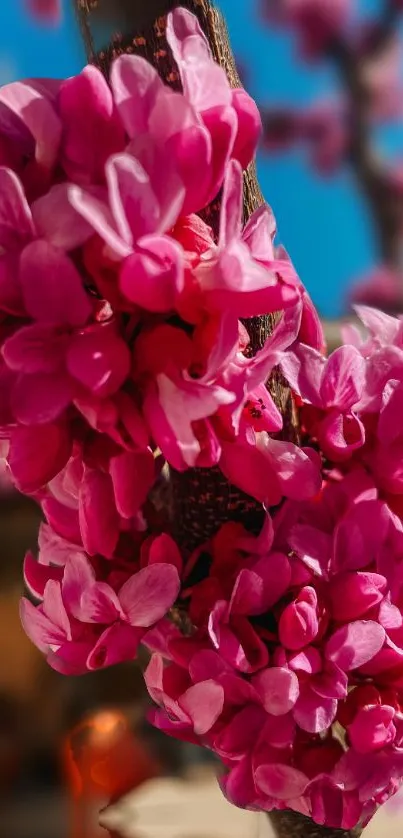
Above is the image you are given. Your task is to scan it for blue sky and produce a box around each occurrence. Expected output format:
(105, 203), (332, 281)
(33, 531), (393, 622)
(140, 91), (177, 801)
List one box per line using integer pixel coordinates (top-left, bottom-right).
(0, 0), (397, 316)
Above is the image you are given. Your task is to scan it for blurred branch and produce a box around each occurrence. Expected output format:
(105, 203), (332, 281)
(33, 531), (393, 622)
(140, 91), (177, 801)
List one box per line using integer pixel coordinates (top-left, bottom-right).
(330, 33), (403, 268)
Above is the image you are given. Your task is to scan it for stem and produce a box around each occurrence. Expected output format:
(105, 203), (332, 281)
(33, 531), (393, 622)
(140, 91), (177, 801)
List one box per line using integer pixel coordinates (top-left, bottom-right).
(74, 0), (298, 550)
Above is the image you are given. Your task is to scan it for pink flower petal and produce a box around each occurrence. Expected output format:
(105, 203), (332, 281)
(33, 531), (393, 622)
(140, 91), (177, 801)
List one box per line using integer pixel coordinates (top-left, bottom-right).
(20, 597), (66, 652)
(109, 448), (155, 519)
(325, 620), (385, 671)
(179, 680), (224, 735)
(293, 683), (337, 733)
(3, 324), (67, 373)
(120, 235), (184, 312)
(11, 370), (73, 424)
(32, 183), (94, 250)
(254, 667), (300, 716)
(67, 324), (130, 398)
(255, 764), (309, 801)
(0, 80), (61, 171)
(59, 65), (125, 184)
(320, 345), (365, 409)
(0, 167), (35, 248)
(119, 563), (180, 627)
(87, 623), (143, 670)
(20, 240), (92, 326)
(8, 421), (71, 493)
(78, 468), (120, 558)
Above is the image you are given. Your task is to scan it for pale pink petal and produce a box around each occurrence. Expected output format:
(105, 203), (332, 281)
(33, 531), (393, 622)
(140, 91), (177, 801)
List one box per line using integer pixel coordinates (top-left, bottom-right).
(167, 8), (231, 113)
(255, 764), (309, 801)
(119, 563), (180, 627)
(325, 621), (385, 671)
(61, 551), (96, 618)
(0, 167), (35, 248)
(42, 578), (71, 638)
(293, 683), (337, 733)
(253, 667), (299, 716)
(20, 240), (92, 326)
(110, 55), (163, 138)
(179, 680), (224, 735)
(231, 88), (262, 169)
(31, 183), (94, 250)
(68, 183), (129, 258)
(20, 597), (66, 652)
(320, 345), (365, 409)
(218, 159), (243, 248)
(107, 153), (159, 242)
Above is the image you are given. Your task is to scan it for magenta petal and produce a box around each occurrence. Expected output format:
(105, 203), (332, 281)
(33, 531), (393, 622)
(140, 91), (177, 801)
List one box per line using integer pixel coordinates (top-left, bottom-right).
(293, 683), (337, 733)
(329, 572), (387, 621)
(87, 623), (143, 670)
(67, 325), (130, 398)
(223, 756), (259, 808)
(11, 370), (73, 424)
(0, 253), (25, 316)
(20, 240), (92, 326)
(23, 550), (63, 598)
(110, 55), (163, 138)
(214, 705), (266, 758)
(3, 324), (66, 373)
(109, 448), (155, 519)
(8, 421), (71, 493)
(255, 764), (309, 801)
(325, 621), (386, 671)
(107, 153), (159, 242)
(320, 345), (365, 410)
(253, 667), (299, 716)
(32, 183), (94, 250)
(148, 533), (182, 573)
(231, 88), (262, 169)
(0, 167), (35, 248)
(78, 469), (120, 558)
(120, 235), (184, 312)
(80, 582), (123, 624)
(119, 563), (180, 627)
(0, 80), (61, 170)
(59, 65), (125, 184)
(179, 680), (224, 735)
(220, 438), (282, 507)
(20, 597), (66, 652)
(61, 551), (95, 618)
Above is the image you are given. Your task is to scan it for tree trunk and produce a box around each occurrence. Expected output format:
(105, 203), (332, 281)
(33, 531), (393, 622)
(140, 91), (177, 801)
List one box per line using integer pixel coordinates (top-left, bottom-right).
(269, 811), (362, 838)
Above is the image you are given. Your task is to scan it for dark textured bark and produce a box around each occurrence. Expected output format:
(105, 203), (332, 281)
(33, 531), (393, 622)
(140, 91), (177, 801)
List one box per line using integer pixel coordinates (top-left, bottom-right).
(269, 810), (362, 838)
(73, 0), (298, 551)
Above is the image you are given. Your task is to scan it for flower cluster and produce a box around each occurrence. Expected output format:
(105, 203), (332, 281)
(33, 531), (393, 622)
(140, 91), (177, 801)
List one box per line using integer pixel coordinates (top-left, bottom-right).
(6, 5), (403, 832)
(143, 305), (403, 830)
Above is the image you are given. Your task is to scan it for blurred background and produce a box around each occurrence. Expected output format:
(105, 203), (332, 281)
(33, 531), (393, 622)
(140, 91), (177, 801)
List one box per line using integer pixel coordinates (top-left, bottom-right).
(1, 1), (403, 837)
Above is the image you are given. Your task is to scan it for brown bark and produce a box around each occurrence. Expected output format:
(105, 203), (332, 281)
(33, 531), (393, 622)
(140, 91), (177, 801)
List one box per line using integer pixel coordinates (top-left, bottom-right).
(269, 810), (362, 838)
(73, 0), (297, 552)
